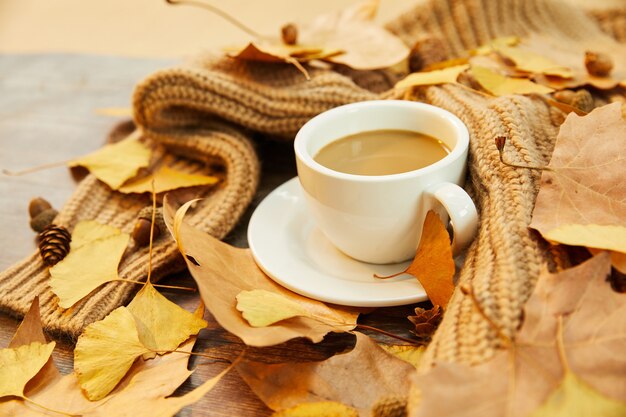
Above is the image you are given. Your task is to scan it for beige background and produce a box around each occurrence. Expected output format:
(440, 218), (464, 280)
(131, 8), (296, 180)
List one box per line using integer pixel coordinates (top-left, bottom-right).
(0, 0), (413, 58)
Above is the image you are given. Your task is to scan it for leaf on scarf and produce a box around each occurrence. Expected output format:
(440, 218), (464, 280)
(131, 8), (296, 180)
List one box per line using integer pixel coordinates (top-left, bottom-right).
(127, 282), (207, 358)
(74, 307), (151, 400)
(410, 253), (626, 417)
(50, 229), (129, 309)
(395, 64), (469, 90)
(271, 401), (358, 417)
(163, 196), (359, 347)
(470, 36), (520, 56)
(118, 165), (219, 194)
(379, 344), (425, 370)
(493, 45), (573, 78)
(237, 332), (416, 415)
(471, 66), (554, 96)
(375, 211), (455, 309)
(70, 220), (121, 251)
(0, 342), (56, 400)
(68, 132), (151, 190)
(530, 103), (626, 259)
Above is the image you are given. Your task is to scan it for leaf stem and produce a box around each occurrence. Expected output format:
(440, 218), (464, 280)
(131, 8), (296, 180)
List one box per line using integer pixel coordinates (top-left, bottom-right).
(116, 279), (196, 292)
(555, 315), (570, 372)
(494, 136), (551, 171)
(147, 181), (157, 284)
(21, 396), (78, 416)
(2, 159), (71, 176)
(356, 324), (420, 345)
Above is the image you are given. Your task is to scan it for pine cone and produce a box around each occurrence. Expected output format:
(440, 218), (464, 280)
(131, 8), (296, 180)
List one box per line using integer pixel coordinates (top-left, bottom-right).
(408, 305), (443, 338)
(371, 395), (407, 417)
(38, 225), (71, 266)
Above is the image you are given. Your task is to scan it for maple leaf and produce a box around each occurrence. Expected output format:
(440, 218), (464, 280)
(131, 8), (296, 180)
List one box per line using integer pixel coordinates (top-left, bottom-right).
(375, 211), (455, 309)
(118, 165), (218, 194)
(237, 332), (416, 415)
(68, 131), (151, 190)
(470, 66), (554, 96)
(163, 196), (359, 347)
(530, 103), (626, 257)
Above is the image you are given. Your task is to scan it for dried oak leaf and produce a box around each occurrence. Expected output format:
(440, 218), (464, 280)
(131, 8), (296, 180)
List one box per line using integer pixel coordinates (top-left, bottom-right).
(237, 332), (416, 416)
(407, 305), (442, 338)
(376, 211), (455, 309)
(530, 103), (626, 261)
(118, 165), (218, 194)
(163, 196), (359, 347)
(68, 131), (151, 190)
(408, 253), (626, 417)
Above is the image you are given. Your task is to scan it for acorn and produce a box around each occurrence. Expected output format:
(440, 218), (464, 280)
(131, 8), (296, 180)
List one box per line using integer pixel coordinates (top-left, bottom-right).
(28, 197), (59, 233)
(281, 23), (298, 45)
(132, 206), (165, 247)
(584, 51), (613, 77)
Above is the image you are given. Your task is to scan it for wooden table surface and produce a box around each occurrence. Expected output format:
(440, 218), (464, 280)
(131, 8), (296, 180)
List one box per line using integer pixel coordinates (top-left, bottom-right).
(0, 54), (422, 416)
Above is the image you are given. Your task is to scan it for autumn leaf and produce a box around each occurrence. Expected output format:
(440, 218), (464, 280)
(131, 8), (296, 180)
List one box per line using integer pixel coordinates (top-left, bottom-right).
(470, 66), (554, 96)
(74, 307), (151, 400)
(493, 44), (573, 78)
(394, 65), (469, 90)
(50, 228), (130, 308)
(470, 36), (520, 56)
(68, 131), (151, 190)
(271, 401), (358, 417)
(0, 342), (56, 400)
(379, 344), (425, 370)
(127, 282), (207, 358)
(163, 195), (359, 347)
(70, 220), (121, 251)
(530, 103), (626, 256)
(237, 332), (416, 415)
(118, 165), (218, 194)
(376, 211), (455, 309)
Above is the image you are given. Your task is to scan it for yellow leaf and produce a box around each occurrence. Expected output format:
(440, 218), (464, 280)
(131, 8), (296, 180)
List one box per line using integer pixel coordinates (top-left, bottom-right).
(272, 401), (358, 417)
(70, 220), (121, 251)
(395, 65), (469, 90)
(380, 345), (425, 370)
(529, 371), (626, 417)
(471, 66), (554, 96)
(543, 224), (626, 254)
(118, 165), (218, 194)
(50, 232), (130, 308)
(0, 342), (55, 399)
(68, 133), (151, 190)
(494, 45), (573, 78)
(127, 282), (207, 357)
(236, 290), (316, 327)
(470, 36), (520, 56)
(95, 107), (133, 117)
(74, 307), (151, 401)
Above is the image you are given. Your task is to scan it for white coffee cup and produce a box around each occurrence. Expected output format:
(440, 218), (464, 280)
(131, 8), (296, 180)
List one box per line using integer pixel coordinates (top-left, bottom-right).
(294, 100), (478, 264)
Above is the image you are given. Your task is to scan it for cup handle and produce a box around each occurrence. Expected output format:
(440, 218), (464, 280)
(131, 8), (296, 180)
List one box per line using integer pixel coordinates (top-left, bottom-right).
(425, 182), (478, 254)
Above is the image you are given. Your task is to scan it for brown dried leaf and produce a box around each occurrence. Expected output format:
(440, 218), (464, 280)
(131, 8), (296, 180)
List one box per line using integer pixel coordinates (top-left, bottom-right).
(237, 332), (416, 415)
(163, 196), (359, 347)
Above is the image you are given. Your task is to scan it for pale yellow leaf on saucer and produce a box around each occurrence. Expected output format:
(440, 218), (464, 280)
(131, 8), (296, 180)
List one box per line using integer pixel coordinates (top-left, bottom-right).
(70, 220), (121, 251)
(395, 64), (469, 90)
(50, 232), (130, 308)
(74, 307), (151, 401)
(272, 401), (358, 417)
(0, 342), (55, 398)
(127, 282), (207, 357)
(68, 134), (151, 190)
(236, 290), (314, 327)
(543, 224), (626, 254)
(471, 66), (554, 96)
(494, 45), (573, 78)
(118, 165), (218, 194)
(380, 344), (425, 370)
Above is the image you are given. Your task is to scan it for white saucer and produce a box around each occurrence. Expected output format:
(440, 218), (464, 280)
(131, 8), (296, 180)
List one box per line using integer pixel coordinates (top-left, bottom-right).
(247, 177), (427, 307)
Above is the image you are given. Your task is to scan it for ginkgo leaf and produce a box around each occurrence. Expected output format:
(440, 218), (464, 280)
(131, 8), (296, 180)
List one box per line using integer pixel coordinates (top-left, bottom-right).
(127, 282), (207, 358)
(395, 65), (469, 90)
(379, 345), (425, 370)
(494, 45), (573, 78)
(470, 36), (520, 56)
(68, 132), (151, 190)
(529, 371), (626, 417)
(50, 232), (130, 308)
(376, 211), (455, 309)
(74, 307), (151, 401)
(118, 165), (219, 194)
(0, 342), (55, 399)
(271, 401), (358, 417)
(70, 220), (121, 251)
(471, 66), (554, 96)
(530, 103), (626, 253)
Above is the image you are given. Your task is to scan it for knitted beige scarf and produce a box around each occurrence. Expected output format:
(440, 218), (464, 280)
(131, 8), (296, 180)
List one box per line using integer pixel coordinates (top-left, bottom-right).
(0, 0), (623, 368)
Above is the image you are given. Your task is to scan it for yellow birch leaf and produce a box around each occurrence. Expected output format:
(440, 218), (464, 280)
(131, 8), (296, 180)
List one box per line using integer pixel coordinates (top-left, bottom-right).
(70, 220), (121, 251)
(395, 64), (469, 90)
(236, 290), (318, 327)
(471, 66), (554, 96)
(543, 224), (626, 254)
(127, 282), (207, 358)
(74, 307), (151, 401)
(380, 345), (425, 370)
(272, 402), (358, 417)
(0, 342), (56, 399)
(529, 371), (626, 417)
(494, 45), (573, 78)
(68, 133), (151, 190)
(118, 165), (218, 194)
(50, 232), (130, 309)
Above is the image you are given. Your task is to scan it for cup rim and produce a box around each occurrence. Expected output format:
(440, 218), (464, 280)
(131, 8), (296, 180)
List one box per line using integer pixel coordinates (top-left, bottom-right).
(294, 100), (469, 182)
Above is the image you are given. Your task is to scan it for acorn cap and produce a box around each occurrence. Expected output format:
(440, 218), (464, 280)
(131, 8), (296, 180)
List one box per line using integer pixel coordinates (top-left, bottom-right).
(28, 197), (53, 219)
